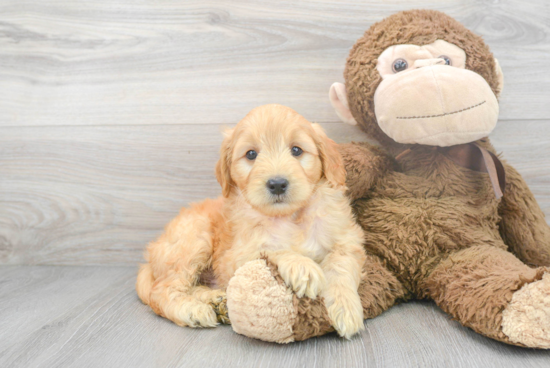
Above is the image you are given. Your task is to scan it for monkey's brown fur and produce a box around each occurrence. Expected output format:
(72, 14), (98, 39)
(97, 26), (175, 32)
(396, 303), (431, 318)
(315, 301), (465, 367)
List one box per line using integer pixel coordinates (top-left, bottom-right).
(338, 10), (550, 346)
(342, 141), (550, 345)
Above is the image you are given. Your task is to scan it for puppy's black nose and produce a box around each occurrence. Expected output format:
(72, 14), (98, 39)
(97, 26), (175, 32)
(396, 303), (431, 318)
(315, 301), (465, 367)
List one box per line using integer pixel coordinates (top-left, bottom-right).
(266, 177), (289, 195)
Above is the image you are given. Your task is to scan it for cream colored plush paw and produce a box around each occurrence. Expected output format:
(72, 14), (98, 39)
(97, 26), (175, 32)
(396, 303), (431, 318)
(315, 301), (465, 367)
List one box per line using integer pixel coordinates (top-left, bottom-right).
(277, 256), (326, 298)
(502, 273), (550, 348)
(226, 259), (297, 343)
(324, 288), (365, 339)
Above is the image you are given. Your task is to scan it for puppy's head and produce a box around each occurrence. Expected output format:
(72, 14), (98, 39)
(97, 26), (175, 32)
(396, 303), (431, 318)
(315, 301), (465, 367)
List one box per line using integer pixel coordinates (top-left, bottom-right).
(216, 104), (345, 217)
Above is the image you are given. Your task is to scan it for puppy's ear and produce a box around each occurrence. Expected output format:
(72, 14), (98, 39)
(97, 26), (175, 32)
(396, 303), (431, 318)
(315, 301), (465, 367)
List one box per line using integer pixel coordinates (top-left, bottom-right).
(216, 128), (235, 197)
(311, 123), (346, 189)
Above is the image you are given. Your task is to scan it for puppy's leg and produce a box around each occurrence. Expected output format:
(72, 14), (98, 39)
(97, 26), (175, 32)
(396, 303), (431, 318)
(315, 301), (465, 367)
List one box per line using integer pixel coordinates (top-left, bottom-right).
(143, 199), (222, 328)
(149, 273), (218, 328)
(321, 242), (366, 339)
(191, 285), (226, 305)
(268, 250), (326, 298)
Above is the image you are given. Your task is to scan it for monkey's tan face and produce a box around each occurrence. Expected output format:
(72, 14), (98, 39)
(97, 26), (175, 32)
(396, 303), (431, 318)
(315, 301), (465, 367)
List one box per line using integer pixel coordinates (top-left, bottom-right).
(329, 39), (503, 148)
(373, 40), (499, 147)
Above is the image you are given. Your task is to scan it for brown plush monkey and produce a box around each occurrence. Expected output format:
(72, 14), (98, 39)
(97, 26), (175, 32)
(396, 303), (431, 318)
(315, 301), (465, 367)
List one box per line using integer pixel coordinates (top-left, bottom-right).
(225, 10), (550, 348)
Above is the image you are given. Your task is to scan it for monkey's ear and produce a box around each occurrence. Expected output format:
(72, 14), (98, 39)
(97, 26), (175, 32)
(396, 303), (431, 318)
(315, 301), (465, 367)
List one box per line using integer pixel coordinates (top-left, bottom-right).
(494, 58), (504, 98)
(329, 82), (357, 126)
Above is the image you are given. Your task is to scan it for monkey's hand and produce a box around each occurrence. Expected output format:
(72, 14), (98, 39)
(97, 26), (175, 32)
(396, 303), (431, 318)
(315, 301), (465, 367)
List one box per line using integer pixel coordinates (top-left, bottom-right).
(338, 142), (392, 201)
(499, 163), (550, 267)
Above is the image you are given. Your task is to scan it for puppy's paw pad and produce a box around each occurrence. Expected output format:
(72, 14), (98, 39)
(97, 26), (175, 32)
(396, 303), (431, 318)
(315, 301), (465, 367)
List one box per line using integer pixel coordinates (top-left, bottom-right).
(502, 273), (550, 348)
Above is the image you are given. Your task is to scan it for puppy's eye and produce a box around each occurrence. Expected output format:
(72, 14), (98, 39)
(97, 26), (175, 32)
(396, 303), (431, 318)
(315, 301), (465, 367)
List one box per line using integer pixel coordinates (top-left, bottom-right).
(392, 58), (408, 73)
(438, 55), (452, 66)
(246, 150), (257, 160)
(291, 146), (303, 157)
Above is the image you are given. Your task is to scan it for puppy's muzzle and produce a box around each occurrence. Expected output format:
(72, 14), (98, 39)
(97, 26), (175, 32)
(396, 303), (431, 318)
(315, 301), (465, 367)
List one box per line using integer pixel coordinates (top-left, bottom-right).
(266, 177), (289, 195)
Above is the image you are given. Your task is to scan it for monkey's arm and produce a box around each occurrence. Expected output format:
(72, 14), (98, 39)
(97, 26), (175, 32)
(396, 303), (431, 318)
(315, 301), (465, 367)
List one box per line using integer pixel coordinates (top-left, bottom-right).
(338, 142), (392, 201)
(498, 163), (550, 267)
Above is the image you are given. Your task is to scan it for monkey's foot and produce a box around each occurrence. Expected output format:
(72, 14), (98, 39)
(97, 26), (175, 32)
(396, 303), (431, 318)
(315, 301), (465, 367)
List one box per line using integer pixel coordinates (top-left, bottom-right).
(502, 273), (550, 348)
(226, 257), (335, 343)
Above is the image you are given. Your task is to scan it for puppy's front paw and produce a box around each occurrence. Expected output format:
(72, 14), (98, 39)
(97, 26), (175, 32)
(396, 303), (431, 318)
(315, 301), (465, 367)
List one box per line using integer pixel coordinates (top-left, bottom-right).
(325, 289), (364, 339)
(277, 256), (326, 298)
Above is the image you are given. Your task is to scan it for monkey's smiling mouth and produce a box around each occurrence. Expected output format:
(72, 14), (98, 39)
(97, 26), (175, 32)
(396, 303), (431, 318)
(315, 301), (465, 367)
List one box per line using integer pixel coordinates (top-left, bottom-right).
(395, 101), (486, 120)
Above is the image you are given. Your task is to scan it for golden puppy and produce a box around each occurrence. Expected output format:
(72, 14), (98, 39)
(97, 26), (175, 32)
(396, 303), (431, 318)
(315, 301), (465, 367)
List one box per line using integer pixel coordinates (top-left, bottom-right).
(136, 104), (366, 338)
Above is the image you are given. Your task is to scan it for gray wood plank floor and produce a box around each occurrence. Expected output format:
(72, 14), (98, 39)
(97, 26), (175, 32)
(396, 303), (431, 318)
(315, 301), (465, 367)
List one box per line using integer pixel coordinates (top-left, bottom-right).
(0, 266), (549, 368)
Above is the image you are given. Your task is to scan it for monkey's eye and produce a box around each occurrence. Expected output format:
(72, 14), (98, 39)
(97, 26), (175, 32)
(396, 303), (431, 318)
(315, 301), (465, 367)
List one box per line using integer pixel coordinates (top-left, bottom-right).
(291, 146), (303, 157)
(439, 55), (452, 66)
(246, 150), (258, 160)
(392, 58), (408, 73)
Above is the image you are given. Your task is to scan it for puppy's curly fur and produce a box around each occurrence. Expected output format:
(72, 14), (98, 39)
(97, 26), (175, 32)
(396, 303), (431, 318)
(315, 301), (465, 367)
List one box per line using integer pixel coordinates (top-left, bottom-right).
(136, 104), (366, 338)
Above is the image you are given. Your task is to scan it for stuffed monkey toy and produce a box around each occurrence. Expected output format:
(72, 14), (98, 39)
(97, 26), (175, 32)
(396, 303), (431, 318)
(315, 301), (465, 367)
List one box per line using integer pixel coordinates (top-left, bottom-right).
(224, 9), (550, 348)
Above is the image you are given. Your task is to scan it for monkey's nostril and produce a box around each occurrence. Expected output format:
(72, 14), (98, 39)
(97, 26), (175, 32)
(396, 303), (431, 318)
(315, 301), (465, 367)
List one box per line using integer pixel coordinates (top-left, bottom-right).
(266, 177), (289, 196)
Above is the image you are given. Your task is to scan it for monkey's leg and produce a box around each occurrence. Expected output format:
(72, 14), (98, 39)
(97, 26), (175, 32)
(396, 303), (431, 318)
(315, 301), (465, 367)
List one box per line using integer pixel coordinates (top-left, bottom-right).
(359, 254), (410, 319)
(420, 245), (550, 348)
(226, 253), (408, 343)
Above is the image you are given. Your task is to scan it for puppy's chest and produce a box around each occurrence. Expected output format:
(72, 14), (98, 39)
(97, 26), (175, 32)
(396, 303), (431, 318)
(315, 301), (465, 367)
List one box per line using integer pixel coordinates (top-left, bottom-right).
(257, 211), (333, 262)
